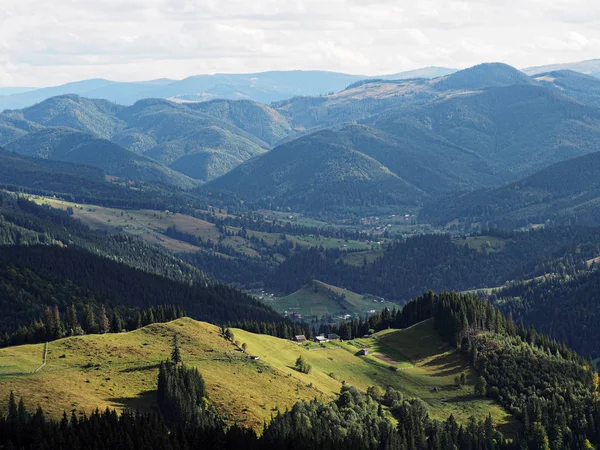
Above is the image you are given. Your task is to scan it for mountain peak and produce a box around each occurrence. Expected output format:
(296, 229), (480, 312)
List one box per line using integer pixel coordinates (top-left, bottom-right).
(434, 62), (534, 91)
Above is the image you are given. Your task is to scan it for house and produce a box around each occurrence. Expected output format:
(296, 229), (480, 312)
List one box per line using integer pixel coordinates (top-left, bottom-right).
(294, 335), (307, 343)
(357, 349), (369, 356)
(327, 334), (341, 341)
(315, 336), (329, 343)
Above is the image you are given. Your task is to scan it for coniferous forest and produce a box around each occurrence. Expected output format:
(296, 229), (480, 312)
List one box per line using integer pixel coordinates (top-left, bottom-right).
(3, 292), (600, 449)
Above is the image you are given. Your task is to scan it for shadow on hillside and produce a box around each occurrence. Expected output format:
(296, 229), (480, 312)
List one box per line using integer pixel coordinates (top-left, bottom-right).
(106, 389), (157, 412)
(424, 353), (465, 378)
(119, 363), (161, 373)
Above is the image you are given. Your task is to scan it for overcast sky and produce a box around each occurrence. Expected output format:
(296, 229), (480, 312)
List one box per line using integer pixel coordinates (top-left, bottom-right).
(1, 0), (600, 87)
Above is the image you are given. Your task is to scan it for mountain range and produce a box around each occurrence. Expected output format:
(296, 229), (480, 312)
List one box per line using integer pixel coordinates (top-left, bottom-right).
(0, 68), (456, 112)
(207, 64), (600, 213)
(3, 61), (600, 222)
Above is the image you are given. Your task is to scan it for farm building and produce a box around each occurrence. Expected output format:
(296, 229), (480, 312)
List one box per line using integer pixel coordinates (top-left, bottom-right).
(248, 355), (260, 361)
(315, 336), (329, 343)
(294, 335), (307, 343)
(327, 334), (341, 341)
(357, 349), (369, 356)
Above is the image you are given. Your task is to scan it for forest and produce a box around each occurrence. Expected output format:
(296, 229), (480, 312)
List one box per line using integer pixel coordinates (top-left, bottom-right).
(3, 291), (600, 449)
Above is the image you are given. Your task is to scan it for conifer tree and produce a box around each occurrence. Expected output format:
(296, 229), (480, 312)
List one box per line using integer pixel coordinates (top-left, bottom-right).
(81, 304), (97, 334)
(171, 334), (181, 365)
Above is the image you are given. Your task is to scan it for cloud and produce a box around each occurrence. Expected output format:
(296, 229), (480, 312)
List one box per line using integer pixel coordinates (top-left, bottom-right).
(0, 0), (599, 86)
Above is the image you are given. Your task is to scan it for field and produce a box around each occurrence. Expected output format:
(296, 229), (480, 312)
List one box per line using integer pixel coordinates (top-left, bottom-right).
(25, 195), (375, 255)
(0, 318), (514, 434)
(269, 280), (396, 319)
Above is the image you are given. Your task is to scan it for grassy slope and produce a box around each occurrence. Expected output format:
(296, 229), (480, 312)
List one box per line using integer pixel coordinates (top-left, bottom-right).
(270, 280), (395, 318)
(0, 318), (513, 433)
(26, 195), (375, 255)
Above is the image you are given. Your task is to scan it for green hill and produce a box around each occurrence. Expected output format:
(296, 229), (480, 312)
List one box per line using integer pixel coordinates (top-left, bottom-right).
(205, 127), (428, 212)
(186, 99), (293, 145)
(271, 280), (396, 319)
(5, 127), (199, 189)
(0, 95), (289, 183)
(422, 150), (600, 227)
(0, 317), (512, 431)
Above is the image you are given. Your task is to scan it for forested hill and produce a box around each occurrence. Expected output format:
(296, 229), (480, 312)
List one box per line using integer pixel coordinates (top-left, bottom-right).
(0, 190), (285, 345)
(3, 291), (599, 449)
(0, 191), (205, 283)
(0, 245), (283, 339)
(421, 150), (600, 228)
(264, 228), (600, 301)
(490, 267), (600, 358)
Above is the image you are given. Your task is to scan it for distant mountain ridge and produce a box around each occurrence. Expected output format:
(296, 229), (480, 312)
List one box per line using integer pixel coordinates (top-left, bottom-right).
(0, 68), (456, 111)
(524, 58), (600, 78)
(209, 64), (600, 213)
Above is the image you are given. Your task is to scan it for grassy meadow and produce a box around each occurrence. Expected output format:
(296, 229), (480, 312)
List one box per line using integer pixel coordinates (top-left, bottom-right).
(0, 318), (514, 433)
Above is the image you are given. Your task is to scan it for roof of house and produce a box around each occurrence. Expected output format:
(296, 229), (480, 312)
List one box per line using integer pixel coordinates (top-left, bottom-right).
(315, 336), (328, 341)
(295, 335), (306, 340)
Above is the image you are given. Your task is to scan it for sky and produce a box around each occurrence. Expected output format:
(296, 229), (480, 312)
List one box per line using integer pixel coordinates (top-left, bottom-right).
(1, 0), (600, 87)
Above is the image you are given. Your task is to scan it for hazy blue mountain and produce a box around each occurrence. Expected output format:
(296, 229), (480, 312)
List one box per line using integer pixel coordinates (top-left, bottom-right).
(379, 66), (456, 80)
(431, 63), (534, 91)
(532, 70), (600, 108)
(0, 87), (35, 95)
(523, 58), (600, 78)
(5, 127), (199, 189)
(213, 75), (600, 213)
(0, 71), (369, 111)
(0, 68), (460, 112)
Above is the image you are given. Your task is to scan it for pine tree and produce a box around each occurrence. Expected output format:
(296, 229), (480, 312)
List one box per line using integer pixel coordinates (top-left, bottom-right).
(111, 311), (123, 333)
(52, 305), (64, 339)
(42, 307), (56, 341)
(171, 334), (182, 365)
(64, 303), (79, 335)
(81, 304), (97, 334)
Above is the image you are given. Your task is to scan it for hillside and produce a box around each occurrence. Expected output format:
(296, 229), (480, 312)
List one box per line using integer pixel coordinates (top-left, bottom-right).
(206, 128), (427, 212)
(0, 95), (287, 183)
(0, 317), (512, 430)
(5, 128), (199, 189)
(270, 280), (396, 319)
(185, 99), (293, 146)
(432, 62), (534, 91)
(422, 150), (600, 227)
(374, 84), (600, 180)
(491, 268), (600, 358)
(532, 70), (600, 108)
(524, 58), (600, 78)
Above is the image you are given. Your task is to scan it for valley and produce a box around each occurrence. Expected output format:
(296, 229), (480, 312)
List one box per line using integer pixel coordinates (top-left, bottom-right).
(3, 58), (600, 449)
